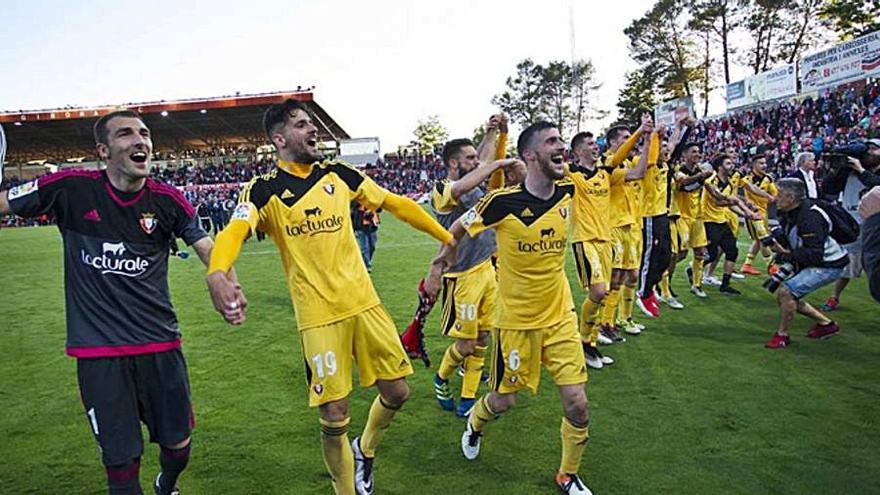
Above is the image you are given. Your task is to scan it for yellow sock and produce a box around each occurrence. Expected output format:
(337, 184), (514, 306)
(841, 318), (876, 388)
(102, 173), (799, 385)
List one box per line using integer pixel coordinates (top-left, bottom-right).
(693, 257), (704, 288)
(601, 289), (619, 326)
(461, 345), (487, 399)
(744, 252), (756, 266)
(620, 285), (635, 321)
(579, 297), (602, 342)
(469, 394), (499, 432)
(438, 343), (465, 380)
(320, 417), (355, 495)
(360, 395), (400, 458)
(660, 271), (671, 299)
(559, 416), (590, 475)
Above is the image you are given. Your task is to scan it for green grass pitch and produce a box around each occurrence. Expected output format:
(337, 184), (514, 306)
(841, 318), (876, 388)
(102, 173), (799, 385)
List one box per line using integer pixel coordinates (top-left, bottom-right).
(1, 215), (879, 494)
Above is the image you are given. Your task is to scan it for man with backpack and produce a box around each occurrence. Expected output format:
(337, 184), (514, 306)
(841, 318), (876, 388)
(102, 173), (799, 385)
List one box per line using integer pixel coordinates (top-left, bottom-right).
(764, 178), (851, 349)
(817, 139), (880, 311)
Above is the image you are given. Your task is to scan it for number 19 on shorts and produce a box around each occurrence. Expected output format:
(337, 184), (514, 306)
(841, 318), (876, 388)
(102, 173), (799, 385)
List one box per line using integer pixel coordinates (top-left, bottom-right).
(312, 352), (337, 379)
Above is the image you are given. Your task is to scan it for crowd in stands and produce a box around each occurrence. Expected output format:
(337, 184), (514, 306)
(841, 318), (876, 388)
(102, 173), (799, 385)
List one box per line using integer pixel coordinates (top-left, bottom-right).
(696, 81), (880, 177)
(4, 81), (879, 228)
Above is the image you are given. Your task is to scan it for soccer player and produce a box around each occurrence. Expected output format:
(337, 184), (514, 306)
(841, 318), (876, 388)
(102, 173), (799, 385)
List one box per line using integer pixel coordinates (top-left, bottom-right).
(568, 115), (653, 369)
(702, 154), (762, 294)
(0, 110), (215, 495)
(424, 115), (518, 417)
(205, 99), (453, 495)
(673, 143), (713, 298)
(600, 124), (649, 338)
(428, 121), (593, 495)
(739, 152), (778, 275)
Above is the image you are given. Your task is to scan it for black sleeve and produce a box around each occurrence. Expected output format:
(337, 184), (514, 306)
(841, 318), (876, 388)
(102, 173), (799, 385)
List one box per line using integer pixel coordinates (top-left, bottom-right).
(856, 169), (880, 189)
(7, 175), (66, 219)
(821, 167), (850, 196)
(789, 210), (828, 267)
(168, 195), (208, 245)
(861, 214), (880, 303)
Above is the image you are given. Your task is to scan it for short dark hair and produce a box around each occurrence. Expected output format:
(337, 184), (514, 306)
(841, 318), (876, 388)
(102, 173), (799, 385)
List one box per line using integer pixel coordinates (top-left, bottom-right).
(711, 153), (730, 170)
(605, 125), (629, 144)
(682, 142), (702, 153)
(570, 131), (594, 153)
(93, 110), (143, 145)
(441, 138), (475, 166)
(517, 121), (557, 158)
(262, 98), (310, 141)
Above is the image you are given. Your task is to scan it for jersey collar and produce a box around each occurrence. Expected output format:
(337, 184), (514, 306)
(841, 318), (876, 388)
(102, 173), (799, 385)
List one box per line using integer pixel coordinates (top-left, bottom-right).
(277, 160), (315, 178)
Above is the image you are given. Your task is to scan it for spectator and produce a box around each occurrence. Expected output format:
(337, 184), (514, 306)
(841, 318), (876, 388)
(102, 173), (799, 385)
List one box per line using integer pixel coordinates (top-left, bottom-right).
(858, 186), (880, 302)
(351, 201), (381, 272)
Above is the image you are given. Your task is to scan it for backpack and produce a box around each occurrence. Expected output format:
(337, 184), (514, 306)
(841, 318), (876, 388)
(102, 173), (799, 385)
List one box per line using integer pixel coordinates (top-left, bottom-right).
(811, 200), (860, 245)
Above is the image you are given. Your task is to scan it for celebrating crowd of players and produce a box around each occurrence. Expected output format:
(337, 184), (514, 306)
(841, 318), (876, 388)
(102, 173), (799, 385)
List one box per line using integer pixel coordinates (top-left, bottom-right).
(1, 99), (878, 495)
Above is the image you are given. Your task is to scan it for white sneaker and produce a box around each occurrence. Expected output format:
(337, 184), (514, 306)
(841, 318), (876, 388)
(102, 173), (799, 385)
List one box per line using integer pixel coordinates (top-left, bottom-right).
(351, 436), (374, 495)
(597, 332), (613, 345)
(555, 473), (593, 495)
(654, 289), (667, 303)
(617, 319), (643, 334)
(667, 296), (684, 309)
(585, 352), (603, 370)
(730, 272), (745, 280)
(690, 286), (708, 298)
(703, 275), (722, 286)
(461, 417), (482, 460)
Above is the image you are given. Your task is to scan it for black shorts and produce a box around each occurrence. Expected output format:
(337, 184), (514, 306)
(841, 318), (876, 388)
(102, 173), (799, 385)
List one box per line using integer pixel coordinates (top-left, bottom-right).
(77, 349), (193, 465)
(705, 221), (738, 263)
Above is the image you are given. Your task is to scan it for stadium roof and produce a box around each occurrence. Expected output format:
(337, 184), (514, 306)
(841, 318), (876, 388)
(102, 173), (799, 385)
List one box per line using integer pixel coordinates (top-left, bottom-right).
(0, 90), (350, 162)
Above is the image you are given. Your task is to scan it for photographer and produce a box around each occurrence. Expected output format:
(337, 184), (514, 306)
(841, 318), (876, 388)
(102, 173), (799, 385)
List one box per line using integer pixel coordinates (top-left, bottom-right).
(764, 179), (849, 349)
(818, 139), (880, 310)
(859, 186), (880, 303)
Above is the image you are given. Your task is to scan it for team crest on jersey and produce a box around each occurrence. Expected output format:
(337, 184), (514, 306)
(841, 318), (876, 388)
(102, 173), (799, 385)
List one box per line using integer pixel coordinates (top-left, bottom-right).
(323, 183), (335, 195)
(559, 206), (569, 219)
(314, 384), (324, 395)
(139, 213), (157, 234)
(7, 180), (38, 200)
(460, 208), (480, 229)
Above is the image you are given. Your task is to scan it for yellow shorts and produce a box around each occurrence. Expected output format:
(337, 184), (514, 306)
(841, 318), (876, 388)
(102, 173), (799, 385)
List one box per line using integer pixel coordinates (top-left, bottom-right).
(571, 240), (613, 289)
(611, 225), (641, 270)
(440, 259), (498, 340)
(670, 216), (681, 254)
(678, 217), (708, 250)
(726, 210), (739, 236)
(300, 305), (413, 407)
(745, 216), (769, 241)
(490, 314), (588, 395)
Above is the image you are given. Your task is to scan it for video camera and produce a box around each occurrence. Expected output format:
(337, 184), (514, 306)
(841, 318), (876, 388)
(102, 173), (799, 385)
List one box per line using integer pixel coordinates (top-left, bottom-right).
(824, 142), (868, 170)
(762, 260), (797, 293)
(759, 225), (787, 249)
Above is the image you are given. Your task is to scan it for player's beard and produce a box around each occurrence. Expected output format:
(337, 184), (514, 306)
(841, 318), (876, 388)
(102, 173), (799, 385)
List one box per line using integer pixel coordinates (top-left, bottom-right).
(538, 154), (564, 180)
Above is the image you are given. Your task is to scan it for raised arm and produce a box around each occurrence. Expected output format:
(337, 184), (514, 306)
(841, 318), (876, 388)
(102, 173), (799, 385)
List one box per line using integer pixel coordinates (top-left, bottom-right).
(381, 193), (453, 244)
(625, 116), (657, 181)
(451, 159), (518, 199)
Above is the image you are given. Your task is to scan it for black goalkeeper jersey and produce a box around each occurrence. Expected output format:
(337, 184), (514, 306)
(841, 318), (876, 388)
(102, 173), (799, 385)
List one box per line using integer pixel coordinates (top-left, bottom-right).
(7, 169), (207, 358)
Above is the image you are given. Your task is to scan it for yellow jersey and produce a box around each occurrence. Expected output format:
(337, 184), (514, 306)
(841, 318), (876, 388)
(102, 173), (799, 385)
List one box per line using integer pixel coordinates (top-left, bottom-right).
(702, 173), (736, 224)
(673, 163), (705, 220)
(565, 163), (625, 243)
(461, 181), (575, 330)
(742, 172), (778, 216)
(235, 161), (388, 330)
(642, 161), (670, 217)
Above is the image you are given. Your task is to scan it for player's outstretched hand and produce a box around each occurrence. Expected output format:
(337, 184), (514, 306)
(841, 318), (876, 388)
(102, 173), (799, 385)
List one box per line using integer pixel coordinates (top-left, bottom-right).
(207, 271), (246, 325)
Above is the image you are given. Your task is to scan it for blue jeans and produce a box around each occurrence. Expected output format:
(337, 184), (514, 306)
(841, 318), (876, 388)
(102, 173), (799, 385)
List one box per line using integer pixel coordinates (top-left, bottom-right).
(783, 266), (844, 299)
(356, 230), (377, 269)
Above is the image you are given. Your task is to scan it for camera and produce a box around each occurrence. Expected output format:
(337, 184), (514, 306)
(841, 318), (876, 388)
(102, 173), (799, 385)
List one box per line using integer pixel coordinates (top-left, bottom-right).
(760, 226), (786, 248)
(825, 142), (867, 170)
(762, 261), (796, 293)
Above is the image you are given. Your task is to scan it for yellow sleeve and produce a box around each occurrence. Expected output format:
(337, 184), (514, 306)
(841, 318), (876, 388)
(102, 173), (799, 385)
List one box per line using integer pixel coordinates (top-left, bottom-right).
(351, 174), (389, 211)
(767, 180), (778, 196)
(607, 129), (642, 167)
(382, 193), (453, 244)
(208, 220), (250, 274)
(648, 132), (660, 166)
(610, 166), (627, 186)
(494, 132), (508, 160)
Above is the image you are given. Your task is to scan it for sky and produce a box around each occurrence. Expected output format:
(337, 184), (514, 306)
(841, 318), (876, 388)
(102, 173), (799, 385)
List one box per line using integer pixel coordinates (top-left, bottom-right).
(1, 0), (685, 151)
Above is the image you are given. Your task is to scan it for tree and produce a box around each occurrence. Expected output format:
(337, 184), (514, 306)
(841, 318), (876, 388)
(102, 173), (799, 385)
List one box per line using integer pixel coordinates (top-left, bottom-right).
(625, 0), (702, 98)
(777, 0), (830, 64)
(688, 0), (740, 84)
(491, 59), (546, 127)
(740, 0), (830, 73)
(616, 68), (660, 127)
(492, 58), (606, 136)
(820, 0), (880, 40)
(412, 115), (448, 153)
